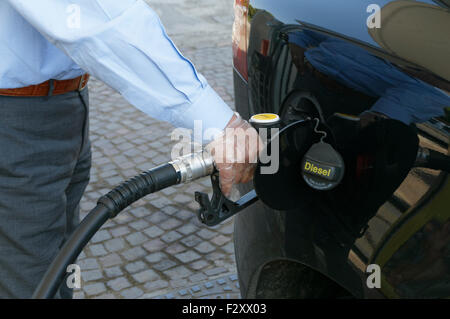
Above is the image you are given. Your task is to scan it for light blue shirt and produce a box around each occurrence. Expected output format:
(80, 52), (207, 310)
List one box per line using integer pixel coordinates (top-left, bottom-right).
(2, 0), (234, 140)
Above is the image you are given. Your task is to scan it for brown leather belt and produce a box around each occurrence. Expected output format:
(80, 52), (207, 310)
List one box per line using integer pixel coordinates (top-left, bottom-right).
(0, 74), (90, 97)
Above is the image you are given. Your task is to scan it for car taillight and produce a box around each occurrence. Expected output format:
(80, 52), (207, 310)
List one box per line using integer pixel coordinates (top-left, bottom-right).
(232, 0), (249, 81)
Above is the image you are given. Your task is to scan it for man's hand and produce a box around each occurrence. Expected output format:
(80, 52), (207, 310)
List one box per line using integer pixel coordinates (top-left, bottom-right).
(206, 113), (261, 197)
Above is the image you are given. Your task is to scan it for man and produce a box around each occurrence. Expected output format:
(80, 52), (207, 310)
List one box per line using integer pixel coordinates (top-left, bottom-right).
(0, 0), (258, 298)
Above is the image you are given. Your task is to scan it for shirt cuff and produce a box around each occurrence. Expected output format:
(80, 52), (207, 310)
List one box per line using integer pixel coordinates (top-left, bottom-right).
(177, 86), (234, 144)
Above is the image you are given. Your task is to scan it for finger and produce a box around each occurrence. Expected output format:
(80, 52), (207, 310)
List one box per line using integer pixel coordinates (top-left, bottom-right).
(220, 177), (232, 197)
(218, 165), (235, 197)
(241, 164), (256, 184)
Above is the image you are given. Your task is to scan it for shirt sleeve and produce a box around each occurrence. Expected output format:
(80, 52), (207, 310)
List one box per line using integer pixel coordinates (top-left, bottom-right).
(7, 0), (234, 142)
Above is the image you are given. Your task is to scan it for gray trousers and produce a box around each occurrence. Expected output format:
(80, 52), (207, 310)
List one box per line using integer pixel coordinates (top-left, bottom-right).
(0, 89), (91, 298)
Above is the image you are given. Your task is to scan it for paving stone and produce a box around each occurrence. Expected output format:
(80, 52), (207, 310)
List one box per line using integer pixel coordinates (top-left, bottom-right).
(89, 244), (108, 257)
(161, 205), (178, 216)
(143, 280), (169, 292)
(178, 289), (188, 296)
(104, 266), (123, 278)
(81, 269), (103, 282)
(121, 247), (147, 261)
(78, 258), (100, 271)
(175, 210), (195, 221)
(130, 207), (152, 218)
(165, 266), (192, 280)
(183, 183), (205, 194)
(189, 260), (210, 271)
(189, 273), (208, 283)
(219, 223), (234, 235)
(165, 243), (186, 255)
(145, 211), (169, 224)
(217, 278), (227, 285)
(73, 291), (85, 299)
(143, 239), (166, 253)
(102, 219), (116, 229)
(175, 251), (201, 263)
(187, 202), (201, 212)
(204, 267), (228, 277)
(222, 242), (235, 254)
(100, 169), (118, 178)
(161, 231), (182, 243)
(133, 269), (160, 283)
(145, 252), (167, 264)
(112, 215), (133, 228)
(84, 283), (107, 296)
(180, 234), (202, 248)
(197, 228), (216, 240)
(160, 187), (177, 196)
(170, 279), (189, 289)
(121, 287), (144, 299)
(99, 254), (123, 267)
(125, 261), (147, 274)
(143, 225), (164, 238)
(107, 277), (132, 292)
(191, 285), (201, 293)
(129, 220), (150, 231)
(159, 218), (182, 231)
(150, 197), (173, 209)
(106, 176), (124, 186)
(211, 235), (230, 246)
(205, 252), (226, 263)
(173, 194), (192, 204)
(153, 259), (177, 272)
(111, 226), (131, 237)
(177, 224), (199, 235)
(104, 238), (125, 252)
(125, 232), (148, 246)
(194, 242), (216, 254)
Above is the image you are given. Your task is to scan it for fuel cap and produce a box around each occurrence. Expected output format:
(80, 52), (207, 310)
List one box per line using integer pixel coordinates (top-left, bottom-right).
(250, 113), (281, 126)
(301, 141), (345, 191)
(253, 118), (344, 210)
(250, 113), (281, 145)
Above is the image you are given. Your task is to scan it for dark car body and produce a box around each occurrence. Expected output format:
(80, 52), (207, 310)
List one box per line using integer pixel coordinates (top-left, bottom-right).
(232, 0), (450, 298)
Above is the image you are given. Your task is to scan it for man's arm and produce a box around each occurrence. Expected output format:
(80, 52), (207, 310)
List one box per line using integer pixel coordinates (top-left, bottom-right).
(8, 0), (261, 196)
(8, 0), (234, 141)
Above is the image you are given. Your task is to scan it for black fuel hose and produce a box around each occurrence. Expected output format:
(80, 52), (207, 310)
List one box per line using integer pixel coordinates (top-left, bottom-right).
(32, 163), (179, 299)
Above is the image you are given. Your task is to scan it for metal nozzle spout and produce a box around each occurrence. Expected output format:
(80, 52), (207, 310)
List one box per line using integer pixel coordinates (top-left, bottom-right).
(169, 151), (215, 184)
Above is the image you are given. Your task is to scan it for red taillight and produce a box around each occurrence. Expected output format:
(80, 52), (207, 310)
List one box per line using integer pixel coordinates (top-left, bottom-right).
(232, 0), (249, 81)
(260, 39), (270, 57)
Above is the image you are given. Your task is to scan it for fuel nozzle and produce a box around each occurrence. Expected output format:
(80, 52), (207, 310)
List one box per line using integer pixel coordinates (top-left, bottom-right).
(169, 151), (215, 184)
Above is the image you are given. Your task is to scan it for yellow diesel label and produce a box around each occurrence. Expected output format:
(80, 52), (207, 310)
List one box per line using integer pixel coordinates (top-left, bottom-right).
(304, 161), (332, 177)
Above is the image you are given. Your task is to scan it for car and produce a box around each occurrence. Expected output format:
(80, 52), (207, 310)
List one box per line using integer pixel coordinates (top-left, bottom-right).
(231, 0), (450, 299)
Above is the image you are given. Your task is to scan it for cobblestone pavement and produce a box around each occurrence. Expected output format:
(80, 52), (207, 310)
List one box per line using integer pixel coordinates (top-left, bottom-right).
(73, 0), (240, 299)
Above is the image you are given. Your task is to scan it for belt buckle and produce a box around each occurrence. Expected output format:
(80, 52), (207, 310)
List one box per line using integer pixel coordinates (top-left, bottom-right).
(78, 74), (89, 92)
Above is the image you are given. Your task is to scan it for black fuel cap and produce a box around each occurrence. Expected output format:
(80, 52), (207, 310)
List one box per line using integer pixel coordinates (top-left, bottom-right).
(301, 141), (345, 191)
